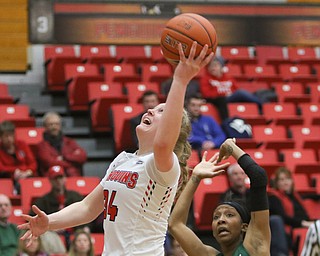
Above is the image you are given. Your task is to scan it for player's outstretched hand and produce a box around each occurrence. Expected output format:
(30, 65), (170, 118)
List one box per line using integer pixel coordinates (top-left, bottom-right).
(18, 205), (49, 247)
(173, 41), (214, 86)
(217, 138), (237, 163)
(192, 151), (230, 180)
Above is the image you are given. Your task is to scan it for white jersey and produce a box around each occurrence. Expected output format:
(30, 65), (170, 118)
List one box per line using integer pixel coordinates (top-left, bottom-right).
(301, 220), (320, 256)
(100, 151), (180, 256)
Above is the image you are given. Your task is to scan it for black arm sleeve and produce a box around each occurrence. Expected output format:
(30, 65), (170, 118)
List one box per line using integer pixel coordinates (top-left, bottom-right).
(238, 154), (269, 212)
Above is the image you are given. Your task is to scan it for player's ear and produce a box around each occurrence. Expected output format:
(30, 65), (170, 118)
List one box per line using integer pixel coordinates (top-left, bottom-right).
(241, 223), (248, 233)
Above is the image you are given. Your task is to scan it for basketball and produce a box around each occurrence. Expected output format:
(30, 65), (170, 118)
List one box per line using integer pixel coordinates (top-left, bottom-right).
(160, 13), (218, 65)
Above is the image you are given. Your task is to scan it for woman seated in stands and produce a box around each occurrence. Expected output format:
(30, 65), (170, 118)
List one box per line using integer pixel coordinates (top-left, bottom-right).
(68, 229), (94, 256)
(268, 167), (314, 250)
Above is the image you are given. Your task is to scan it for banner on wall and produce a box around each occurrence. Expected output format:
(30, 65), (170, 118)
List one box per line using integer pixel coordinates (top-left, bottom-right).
(30, 3), (320, 45)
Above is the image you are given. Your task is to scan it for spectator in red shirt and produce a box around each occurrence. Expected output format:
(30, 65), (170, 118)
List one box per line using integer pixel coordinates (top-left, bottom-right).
(200, 56), (263, 121)
(36, 112), (87, 177)
(0, 121), (37, 192)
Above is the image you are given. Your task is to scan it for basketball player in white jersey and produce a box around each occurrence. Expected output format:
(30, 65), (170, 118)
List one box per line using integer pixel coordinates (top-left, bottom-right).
(18, 42), (215, 256)
(301, 220), (320, 256)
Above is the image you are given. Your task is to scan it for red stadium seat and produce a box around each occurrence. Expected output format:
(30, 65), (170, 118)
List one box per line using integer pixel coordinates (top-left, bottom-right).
(103, 63), (140, 84)
(8, 205), (26, 225)
(65, 176), (100, 196)
(150, 45), (166, 63)
(228, 103), (266, 125)
(187, 150), (200, 169)
(125, 82), (161, 104)
(19, 177), (51, 212)
(292, 228), (308, 256)
(311, 174), (320, 196)
(298, 103), (320, 125)
(80, 45), (117, 66)
(243, 64), (282, 83)
(262, 102), (303, 127)
(255, 45), (289, 67)
(220, 46), (256, 65)
(292, 173), (316, 196)
(245, 149), (284, 181)
(15, 127), (45, 155)
(0, 104), (35, 127)
(0, 83), (14, 104)
(193, 175), (229, 230)
(110, 104), (143, 153)
(88, 82), (128, 133)
(252, 125), (294, 150)
(140, 63), (173, 84)
(287, 46), (318, 66)
(200, 103), (221, 124)
(91, 233), (105, 256)
(303, 199), (320, 220)
(290, 125), (320, 150)
(44, 45), (83, 92)
(223, 63), (247, 82)
(64, 64), (104, 111)
(280, 149), (320, 177)
(313, 64), (320, 78)
(307, 83), (320, 103)
(0, 179), (21, 205)
(278, 64), (317, 83)
(115, 45), (152, 64)
(271, 82), (310, 104)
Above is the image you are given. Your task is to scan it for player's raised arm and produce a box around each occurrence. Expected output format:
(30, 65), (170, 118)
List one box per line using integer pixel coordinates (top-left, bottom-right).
(154, 42), (213, 172)
(218, 138), (271, 255)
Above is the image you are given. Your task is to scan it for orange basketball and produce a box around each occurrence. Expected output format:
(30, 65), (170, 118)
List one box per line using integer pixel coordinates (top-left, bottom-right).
(160, 13), (218, 66)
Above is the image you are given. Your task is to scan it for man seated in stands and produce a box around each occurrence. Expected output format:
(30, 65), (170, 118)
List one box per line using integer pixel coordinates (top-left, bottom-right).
(0, 194), (20, 256)
(199, 56), (263, 121)
(186, 94), (226, 151)
(130, 90), (160, 147)
(0, 121), (37, 193)
(36, 111), (87, 177)
(29, 165), (94, 247)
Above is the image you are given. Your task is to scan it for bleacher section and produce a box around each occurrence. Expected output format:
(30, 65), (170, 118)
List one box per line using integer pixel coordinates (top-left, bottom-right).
(1, 44), (320, 255)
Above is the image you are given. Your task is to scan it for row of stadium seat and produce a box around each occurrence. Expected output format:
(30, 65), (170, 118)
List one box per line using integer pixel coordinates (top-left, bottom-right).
(0, 177), (100, 213)
(0, 101), (319, 154)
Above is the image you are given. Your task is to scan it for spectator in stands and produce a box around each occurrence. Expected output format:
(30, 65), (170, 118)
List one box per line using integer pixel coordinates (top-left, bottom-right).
(39, 230), (67, 255)
(199, 56), (263, 121)
(18, 41), (211, 255)
(130, 90), (160, 147)
(0, 194), (20, 256)
(30, 165), (83, 216)
(220, 163), (250, 205)
(168, 138), (271, 255)
(269, 167), (314, 252)
(36, 112), (87, 177)
(0, 121), (37, 193)
(29, 165), (89, 248)
(68, 229), (94, 256)
(18, 230), (49, 256)
(186, 94), (226, 151)
(221, 163), (289, 256)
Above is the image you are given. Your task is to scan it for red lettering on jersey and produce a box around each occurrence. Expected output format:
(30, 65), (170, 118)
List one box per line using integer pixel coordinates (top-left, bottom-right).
(120, 171), (130, 184)
(106, 170), (139, 189)
(127, 172), (139, 189)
